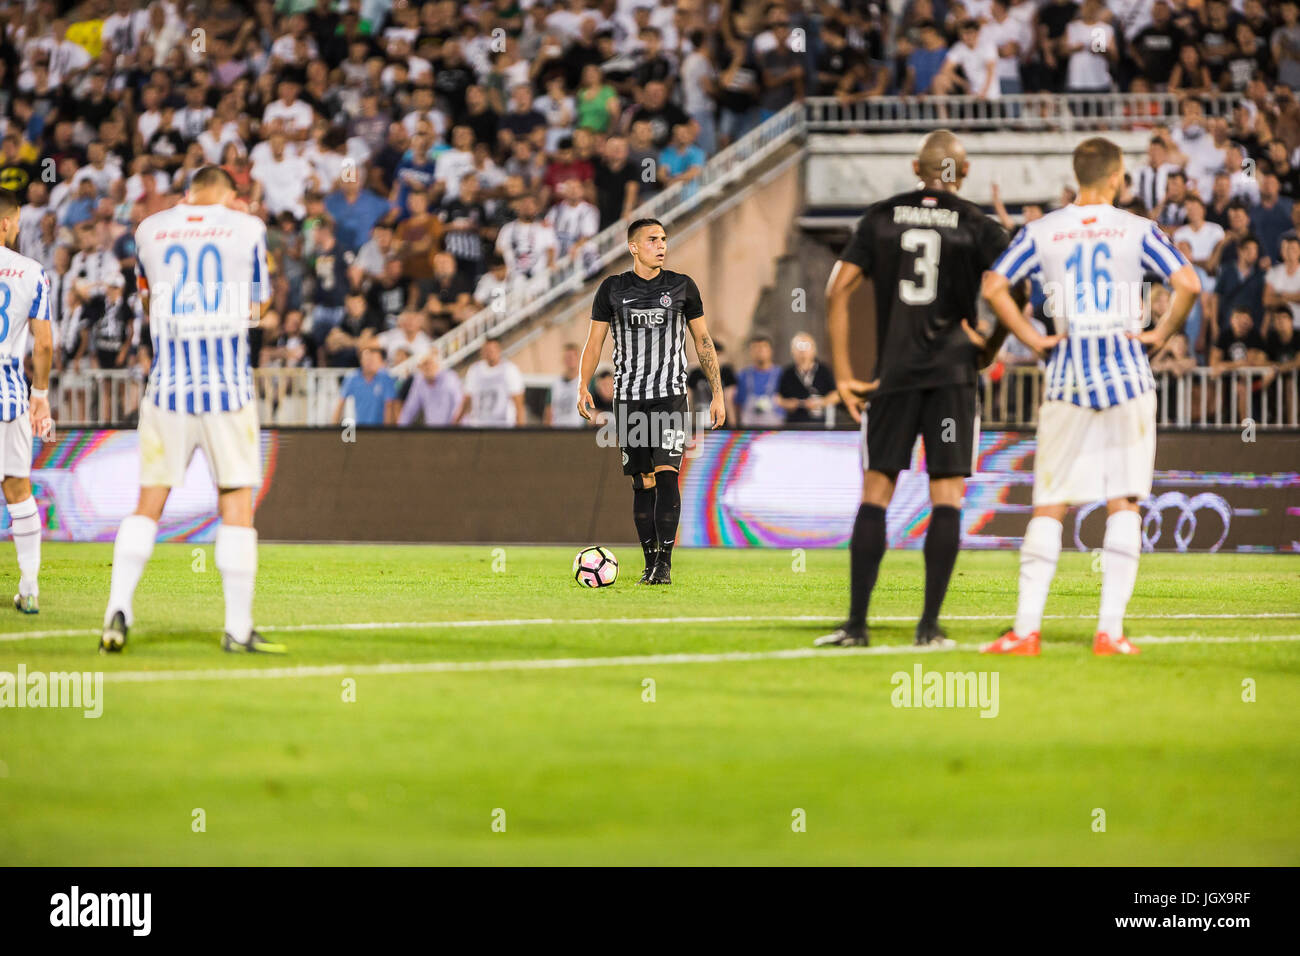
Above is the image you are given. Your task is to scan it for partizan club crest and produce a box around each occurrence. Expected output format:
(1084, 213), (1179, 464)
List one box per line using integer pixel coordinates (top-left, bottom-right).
(660, 292), (672, 307)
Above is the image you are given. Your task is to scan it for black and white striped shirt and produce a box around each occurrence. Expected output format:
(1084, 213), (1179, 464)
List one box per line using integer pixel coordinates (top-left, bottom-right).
(591, 269), (703, 401)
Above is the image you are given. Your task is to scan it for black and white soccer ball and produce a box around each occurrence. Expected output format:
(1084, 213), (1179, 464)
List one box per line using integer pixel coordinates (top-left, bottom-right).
(573, 546), (618, 588)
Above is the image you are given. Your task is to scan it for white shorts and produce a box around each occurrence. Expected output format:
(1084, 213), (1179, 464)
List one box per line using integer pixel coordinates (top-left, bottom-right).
(0, 414), (32, 479)
(1034, 390), (1156, 507)
(138, 401), (261, 489)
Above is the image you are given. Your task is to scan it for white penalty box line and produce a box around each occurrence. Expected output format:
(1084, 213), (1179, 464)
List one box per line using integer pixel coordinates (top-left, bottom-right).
(5, 611), (1300, 644)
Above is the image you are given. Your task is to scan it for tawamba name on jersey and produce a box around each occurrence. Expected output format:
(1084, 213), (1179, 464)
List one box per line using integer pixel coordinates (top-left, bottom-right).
(892, 206), (961, 229)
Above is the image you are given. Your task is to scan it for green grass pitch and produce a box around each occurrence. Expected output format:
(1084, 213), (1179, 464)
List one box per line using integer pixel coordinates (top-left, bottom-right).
(1, 543), (1297, 865)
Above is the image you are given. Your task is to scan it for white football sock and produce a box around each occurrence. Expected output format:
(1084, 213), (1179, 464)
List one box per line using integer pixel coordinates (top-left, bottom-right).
(8, 496), (41, 597)
(106, 515), (157, 627)
(1098, 510), (1142, 637)
(215, 524), (258, 644)
(1013, 515), (1063, 637)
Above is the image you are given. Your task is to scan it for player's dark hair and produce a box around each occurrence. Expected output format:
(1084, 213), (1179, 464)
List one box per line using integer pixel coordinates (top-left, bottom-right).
(190, 164), (236, 191)
(1239, 234), (1260, 250)
(1073, 137), (1124, 187)
(0, 187), (20, 219)
(628, 218), (663, 242)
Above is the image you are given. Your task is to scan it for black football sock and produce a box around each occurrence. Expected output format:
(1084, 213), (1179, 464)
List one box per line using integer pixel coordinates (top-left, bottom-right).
(653, 470), (680, 564)
(633, 485), (657, 568)
(848, 504), (887, 628)
(921, 505), (961, 626)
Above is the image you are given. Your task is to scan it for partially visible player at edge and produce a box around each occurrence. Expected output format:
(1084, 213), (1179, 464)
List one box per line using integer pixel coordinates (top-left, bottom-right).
(981, 137), (1200, 656)
(819, 130), (1020, 648)
(100, 166), (283, 653)
(0, 187), (54, 614)
(576, 218), (725, 584)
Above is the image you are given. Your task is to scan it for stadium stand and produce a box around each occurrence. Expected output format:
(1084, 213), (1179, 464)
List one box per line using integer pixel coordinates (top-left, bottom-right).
(1, 0), (1297, 429)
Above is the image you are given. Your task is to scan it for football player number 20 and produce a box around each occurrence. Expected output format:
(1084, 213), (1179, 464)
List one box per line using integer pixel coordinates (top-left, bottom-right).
(899, 228), (940, 306)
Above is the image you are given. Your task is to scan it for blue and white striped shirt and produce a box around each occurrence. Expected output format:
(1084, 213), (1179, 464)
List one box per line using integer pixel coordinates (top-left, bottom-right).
(0, 247), (51, 422)
(992, 204), (1188, 409)
(136, 203), (270, 414)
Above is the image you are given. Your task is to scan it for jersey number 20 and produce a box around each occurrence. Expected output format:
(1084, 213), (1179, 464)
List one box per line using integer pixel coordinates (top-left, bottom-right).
(899, 228), (940, 305)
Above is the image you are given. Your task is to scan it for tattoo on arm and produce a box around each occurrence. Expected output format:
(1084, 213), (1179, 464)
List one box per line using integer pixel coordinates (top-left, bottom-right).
(698, 335), (723, 397)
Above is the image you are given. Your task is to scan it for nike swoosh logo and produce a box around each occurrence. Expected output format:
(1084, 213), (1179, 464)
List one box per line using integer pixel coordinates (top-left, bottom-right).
(623, 298), (636, 304)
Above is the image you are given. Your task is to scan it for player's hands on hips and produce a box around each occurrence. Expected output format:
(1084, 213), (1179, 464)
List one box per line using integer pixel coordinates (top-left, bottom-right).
(1027, 332), (1063, 360)
(29, 394), (54, 441)
(835, 378), (877, 423)
(577, 387), (595, 421)
(708, 393), (725, 429)
(1128, 326), (1169, 353)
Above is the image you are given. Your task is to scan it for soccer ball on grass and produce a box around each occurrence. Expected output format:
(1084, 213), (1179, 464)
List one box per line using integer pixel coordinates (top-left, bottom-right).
(574, 546), (618, 588)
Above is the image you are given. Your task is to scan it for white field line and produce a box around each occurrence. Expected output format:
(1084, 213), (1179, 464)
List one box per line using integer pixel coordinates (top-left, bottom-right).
(83, 633), (1300, 684)
(5, 611), (1300, 643)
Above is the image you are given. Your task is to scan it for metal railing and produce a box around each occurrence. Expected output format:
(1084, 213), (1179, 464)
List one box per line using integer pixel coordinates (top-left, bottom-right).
(47, 365), (1299, 429)
(51, 367), (348, 427)
(802, 92), (1241, 132)
(982, 366), (1300, 429)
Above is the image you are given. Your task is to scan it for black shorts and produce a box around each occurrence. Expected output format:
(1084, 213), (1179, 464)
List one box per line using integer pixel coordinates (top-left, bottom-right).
(614, 394), (690, 476)
(861, 383), (979, 477)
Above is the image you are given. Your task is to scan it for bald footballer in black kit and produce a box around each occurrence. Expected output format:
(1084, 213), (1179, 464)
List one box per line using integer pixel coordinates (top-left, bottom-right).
(817, 130), (1017, 648)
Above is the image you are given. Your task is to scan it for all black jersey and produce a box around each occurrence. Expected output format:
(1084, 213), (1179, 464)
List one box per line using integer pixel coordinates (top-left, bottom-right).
(838, 188), (1010, 395)
(591, 268), (704, 401)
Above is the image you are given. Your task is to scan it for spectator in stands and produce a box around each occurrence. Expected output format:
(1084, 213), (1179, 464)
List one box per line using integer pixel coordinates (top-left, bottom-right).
(1155, 169), (1189, 230)
(378, 311), (433, 367)
(457, 337), (526, 427)
(1134, 130), (1182, 212)
(594, 134), (640, 230)
(777, 333), (840, 427)
(1131, 1), (1182, 89)
(335, 345), (399, 427)
(1211, 306), (1270, 420)
(394, 188), (442, 283)
(1216, 234), (1268, 332)
(718, 34), (761, 147)
(658, 122), (707, 191)
(1176, 198), (1226, 276)
(545, 179), (600, 268)
(326, 172), (395, 256)
(1251, 170), (1295, 261)
(545, 343), (586, 428)
(422, 252), (477, 334)
(935, 20), (999, 99)
(1264, 232), (1300, 328)
(324, 290), (383, 369)
(1063, 0), (1118, 94)
(496, 193), (557, 279)
(905, 21), (950, 95)
(399, 351), (463, 428)
(736, 333), (785, 427)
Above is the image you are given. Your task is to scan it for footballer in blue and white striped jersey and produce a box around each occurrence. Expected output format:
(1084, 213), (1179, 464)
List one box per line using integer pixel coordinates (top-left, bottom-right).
(0, 185), (54, 616)
(102, 167), (284, 656)
(134, 200), (270, 415)
(0, 245), (50, 423)
(991, 202), (1190, 410)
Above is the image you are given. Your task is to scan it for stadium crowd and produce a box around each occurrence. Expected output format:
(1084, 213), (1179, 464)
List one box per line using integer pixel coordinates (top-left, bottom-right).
(0, 0), (1297, 428)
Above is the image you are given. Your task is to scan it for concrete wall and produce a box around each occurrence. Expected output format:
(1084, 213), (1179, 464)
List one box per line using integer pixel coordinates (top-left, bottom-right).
(806, 130), (1153, 208)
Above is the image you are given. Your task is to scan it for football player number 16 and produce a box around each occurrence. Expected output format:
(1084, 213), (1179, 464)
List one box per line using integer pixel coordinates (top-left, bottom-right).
(899, 228), (940, 306)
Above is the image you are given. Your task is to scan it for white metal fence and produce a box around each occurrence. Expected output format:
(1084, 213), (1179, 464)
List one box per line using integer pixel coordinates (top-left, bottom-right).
(983, 366), (1300, 429)
(48, 366), (1300, 430)
(802, 92), (1242, 132)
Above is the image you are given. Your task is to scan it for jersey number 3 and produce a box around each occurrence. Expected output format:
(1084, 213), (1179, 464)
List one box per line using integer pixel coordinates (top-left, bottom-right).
(899, 228), (940, 306)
